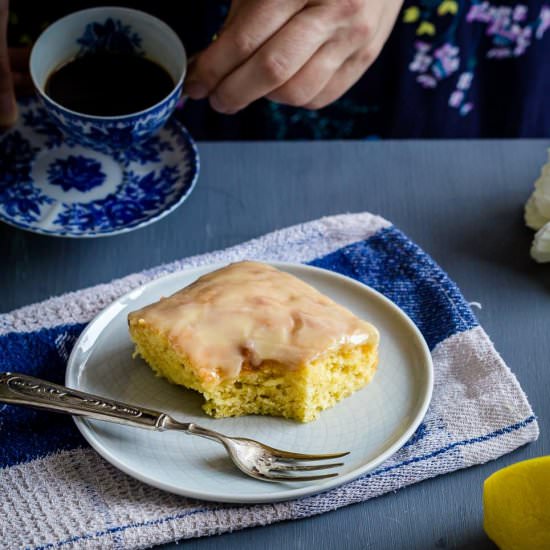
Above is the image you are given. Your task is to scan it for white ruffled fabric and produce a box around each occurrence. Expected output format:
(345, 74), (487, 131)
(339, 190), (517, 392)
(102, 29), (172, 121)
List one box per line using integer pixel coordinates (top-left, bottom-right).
(525, 150), (550, 262)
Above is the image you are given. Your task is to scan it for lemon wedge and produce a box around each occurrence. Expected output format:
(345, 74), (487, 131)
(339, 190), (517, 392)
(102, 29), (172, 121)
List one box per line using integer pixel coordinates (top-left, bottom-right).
(484, 456), (550, 549)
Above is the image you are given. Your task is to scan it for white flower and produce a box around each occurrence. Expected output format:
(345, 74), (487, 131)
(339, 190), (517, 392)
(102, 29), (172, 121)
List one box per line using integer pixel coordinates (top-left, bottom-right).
(531, 222), (550, 263)
(524, 153), (550, 230)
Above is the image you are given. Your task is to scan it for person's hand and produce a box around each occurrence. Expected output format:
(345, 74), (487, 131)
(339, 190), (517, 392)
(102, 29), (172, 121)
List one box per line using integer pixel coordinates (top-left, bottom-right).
(185, 0), (404, 114)
(0, 0), (17, 127)
(0, 0), (32, 128)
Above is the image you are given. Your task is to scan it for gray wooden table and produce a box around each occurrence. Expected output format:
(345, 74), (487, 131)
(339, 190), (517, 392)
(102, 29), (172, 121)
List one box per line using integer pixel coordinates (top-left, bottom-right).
(2, 140), (549, 549)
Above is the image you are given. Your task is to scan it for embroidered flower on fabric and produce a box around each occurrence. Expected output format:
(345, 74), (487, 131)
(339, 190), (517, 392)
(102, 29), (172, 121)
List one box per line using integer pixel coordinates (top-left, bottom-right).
(409, 41), (460, 88)
(467, 3), (550, 58)
(404, 1), (458, 35)
(403, 6), (421, 22)
(447, 71), (474, 114)
(403, 1), (550, 117)
(267, 99), (379, 139)
(438, 0), (459, 16)
(536, 6), (550, 38)
(417, 21), (436, 35)
(433, 43), (460, 78)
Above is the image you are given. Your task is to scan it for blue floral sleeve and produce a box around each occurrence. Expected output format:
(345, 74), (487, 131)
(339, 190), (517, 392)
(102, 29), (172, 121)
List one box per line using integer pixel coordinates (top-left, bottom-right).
(8, 0), (550, 139)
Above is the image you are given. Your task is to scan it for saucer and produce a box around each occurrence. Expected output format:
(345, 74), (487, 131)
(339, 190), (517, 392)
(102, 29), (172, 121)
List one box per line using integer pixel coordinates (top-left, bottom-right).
(0, 98), (199, 237)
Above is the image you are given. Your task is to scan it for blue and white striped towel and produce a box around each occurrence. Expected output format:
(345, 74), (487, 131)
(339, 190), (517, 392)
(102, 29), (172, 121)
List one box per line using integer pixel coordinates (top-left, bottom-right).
(0, 213), (538, 549)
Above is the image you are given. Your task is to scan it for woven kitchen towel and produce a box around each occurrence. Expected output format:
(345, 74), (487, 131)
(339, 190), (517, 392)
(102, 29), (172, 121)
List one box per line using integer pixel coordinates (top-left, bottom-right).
(0, 213), (538, 549)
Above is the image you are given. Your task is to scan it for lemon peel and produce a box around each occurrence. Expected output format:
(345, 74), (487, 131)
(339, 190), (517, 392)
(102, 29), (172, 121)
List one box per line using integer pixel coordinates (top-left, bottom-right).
(484, 456), (550, 550)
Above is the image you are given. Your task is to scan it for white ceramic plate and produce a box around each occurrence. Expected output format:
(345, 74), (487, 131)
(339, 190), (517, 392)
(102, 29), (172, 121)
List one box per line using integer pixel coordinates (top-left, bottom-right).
(66, 262), (433, 503)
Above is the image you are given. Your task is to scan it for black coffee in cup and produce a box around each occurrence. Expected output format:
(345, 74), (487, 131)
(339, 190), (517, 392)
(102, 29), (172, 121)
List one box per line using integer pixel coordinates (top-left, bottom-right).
(45, 52), (175, 116)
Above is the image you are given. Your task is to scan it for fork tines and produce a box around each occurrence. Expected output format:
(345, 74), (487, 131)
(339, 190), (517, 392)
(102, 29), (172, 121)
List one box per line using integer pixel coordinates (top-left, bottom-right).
(264, 450), (349, 482)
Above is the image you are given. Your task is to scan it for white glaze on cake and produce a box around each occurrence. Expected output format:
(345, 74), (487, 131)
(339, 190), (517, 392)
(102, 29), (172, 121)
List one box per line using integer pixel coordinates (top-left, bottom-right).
(128, 261), (378, 381)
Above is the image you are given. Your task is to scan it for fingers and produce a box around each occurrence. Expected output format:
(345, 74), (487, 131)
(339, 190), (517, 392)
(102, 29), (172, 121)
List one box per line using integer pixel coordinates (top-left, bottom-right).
(210, 9), (333, 113)
(302, 0), (403, 111)
(12, 69), (33, 95)
(185, 0), (305, 99)
(187, 0), (405, 114)
(302, 49), (373, 110)
(9, 45), (30, 70)
(266, 39), (348, 107)
(0, 0), (17, 127)
(9, 46), (32, 95)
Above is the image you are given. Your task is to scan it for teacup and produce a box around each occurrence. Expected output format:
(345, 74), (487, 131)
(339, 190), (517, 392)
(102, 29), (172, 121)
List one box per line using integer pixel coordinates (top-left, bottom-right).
(30, 7), (186, 151)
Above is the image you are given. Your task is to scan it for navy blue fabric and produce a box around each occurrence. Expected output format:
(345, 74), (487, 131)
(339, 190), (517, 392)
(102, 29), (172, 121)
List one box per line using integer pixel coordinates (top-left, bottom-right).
(309, 227), (478, 350)
(0, 227), (478, 470)
(8, 1), (550, 139)
(0, 324), (88, 467)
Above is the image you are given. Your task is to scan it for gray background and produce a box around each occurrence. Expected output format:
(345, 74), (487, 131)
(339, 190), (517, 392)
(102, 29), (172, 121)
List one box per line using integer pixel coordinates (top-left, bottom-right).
(2, 140), (549, 549)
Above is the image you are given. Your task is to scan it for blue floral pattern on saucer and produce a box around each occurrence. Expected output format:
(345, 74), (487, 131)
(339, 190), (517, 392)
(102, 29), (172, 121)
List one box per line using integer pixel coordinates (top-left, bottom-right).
(0, 98), (199, 237)
(47, 156), (106, 192)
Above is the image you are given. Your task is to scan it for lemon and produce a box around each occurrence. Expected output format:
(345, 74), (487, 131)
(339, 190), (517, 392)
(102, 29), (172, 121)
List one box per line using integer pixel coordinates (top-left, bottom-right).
(483, 456), (550, 549)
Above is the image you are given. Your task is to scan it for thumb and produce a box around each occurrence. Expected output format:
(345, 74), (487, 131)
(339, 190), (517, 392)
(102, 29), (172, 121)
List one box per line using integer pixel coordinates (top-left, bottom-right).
(0, 84), (17, 128)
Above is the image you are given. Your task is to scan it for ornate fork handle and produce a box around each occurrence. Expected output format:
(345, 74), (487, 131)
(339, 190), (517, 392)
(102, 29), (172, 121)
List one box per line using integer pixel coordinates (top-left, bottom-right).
(0, 372), (187, 431)
(0, 373), (347, 482)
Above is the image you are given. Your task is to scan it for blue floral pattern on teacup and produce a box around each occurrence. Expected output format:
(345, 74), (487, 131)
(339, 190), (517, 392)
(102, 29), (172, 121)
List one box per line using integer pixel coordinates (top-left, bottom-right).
(36, 16), (183, 151)
(22, 106), (64, 148)
(47, 156), (106, 192)
(39, 78), (182, 151)
(77, 18), (143, 55)
(21, 102), (175, 164)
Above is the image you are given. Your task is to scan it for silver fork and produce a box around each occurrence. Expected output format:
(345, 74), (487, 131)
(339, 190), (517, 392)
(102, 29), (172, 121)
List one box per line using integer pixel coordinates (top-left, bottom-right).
(0, 373), (348, 482)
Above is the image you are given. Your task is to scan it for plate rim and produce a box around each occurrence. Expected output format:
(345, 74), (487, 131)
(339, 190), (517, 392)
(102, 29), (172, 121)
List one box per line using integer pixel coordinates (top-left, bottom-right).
(0, 104), (200, 238)
(66, 261), (434, 503)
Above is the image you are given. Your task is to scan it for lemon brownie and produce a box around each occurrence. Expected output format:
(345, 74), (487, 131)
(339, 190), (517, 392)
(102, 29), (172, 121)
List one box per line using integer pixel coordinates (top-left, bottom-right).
(128, 261), (379, 422)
